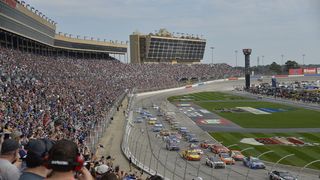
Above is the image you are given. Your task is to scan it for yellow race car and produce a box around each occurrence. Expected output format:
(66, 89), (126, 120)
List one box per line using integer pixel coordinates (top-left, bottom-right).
(148, 119), (156, 125)
(181, 150), (201, 161)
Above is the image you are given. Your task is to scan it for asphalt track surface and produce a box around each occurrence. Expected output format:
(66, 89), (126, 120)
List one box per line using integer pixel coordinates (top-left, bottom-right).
(128, 76), (320, 180)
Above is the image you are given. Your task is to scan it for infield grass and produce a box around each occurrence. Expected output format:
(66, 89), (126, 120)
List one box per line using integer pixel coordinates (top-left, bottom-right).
(168, 91), (251, 102)
(211, 132), (320, 170)
(169, 91), (320, 128)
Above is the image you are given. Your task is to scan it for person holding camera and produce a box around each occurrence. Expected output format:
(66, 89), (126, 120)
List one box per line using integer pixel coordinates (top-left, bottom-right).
(45, 139), (93, 180)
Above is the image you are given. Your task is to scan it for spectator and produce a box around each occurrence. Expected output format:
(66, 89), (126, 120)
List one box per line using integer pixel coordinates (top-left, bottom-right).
(46, 139), (93, 180)
(19, 139), (54, 180)
(0, 139), (21, 180)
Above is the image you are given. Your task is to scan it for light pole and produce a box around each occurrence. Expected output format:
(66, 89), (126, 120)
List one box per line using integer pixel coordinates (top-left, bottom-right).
(281, 54), (284, 65)
(235, 50), (238, 67)
(210, 47), (215, 65)
(262, 55), (264, 66)
(297, 159), (320, 179)
(227, 147), (254, 180)
(246, 150), (274, 180)
(302, 54), (305, 66)
(271, 154), (295, 171)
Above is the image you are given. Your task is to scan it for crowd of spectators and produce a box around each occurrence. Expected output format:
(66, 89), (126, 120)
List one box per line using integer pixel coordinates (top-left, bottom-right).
(248, 81), (320, 104)
(0, 47), (241, 179)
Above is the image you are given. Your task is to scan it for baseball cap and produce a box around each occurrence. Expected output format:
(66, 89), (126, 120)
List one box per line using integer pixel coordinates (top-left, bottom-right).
(1, 139), (19, 155)
(25, 139), (53, 156)
(95, 164), (109, 174)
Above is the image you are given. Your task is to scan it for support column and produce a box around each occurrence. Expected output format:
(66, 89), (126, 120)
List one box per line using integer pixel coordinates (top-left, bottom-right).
(243, 49), (252, 89)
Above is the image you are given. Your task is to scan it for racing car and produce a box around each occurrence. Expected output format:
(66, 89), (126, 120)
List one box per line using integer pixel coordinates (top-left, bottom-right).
(268, 170), (297, 180)
(181, 150), (201, 161)
(205, 156), (226, 169)
(210, 144), (230, 154)
(219, 153), (235, 165)
(230, 150), (245, 161)
(243, 156), (266, 169)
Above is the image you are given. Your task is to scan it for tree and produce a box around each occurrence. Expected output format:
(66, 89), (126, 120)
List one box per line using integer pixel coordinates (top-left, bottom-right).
(269, 62), (282, 74)
(284, 60), (300, 72)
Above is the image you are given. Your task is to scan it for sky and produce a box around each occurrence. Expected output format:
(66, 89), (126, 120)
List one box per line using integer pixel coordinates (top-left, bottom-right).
(24, 0), (320, 66)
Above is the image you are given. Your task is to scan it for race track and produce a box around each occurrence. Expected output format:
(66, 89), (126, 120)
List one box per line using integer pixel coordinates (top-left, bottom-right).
(127, 76), (320, 180)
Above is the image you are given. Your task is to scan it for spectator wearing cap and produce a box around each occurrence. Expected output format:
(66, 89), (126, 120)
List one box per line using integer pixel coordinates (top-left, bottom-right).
(0, 139), (21, 180)
(46, 139), (93, 180)
(94, 164), (109, 179)
(19, 139), (54, 180)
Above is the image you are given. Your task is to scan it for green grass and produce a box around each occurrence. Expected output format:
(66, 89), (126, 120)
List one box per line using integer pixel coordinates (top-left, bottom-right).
(168, 91), (251, 102)
(197, 101), (320, 128)
(168, 91), (320, 128)
(211, 132), (320, 170)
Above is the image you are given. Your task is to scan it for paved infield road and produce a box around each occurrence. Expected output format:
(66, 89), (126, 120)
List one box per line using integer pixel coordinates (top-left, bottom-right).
(127, 76), (320, 180)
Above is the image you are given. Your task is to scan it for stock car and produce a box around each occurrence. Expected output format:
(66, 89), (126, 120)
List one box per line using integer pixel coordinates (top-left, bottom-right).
(188, 143), (204, 155)
(186, 134), (199, 143)
(219, 153), (235, 165)
(159, 129), (170, 136)
(205, 156), (226, 169)
(163, 134), (181, 143)
(166, 140), (180, 151)
(181, 150), (201, 161)
(230, 150), (245, 161)
(243, 156), (266, 169)
(200, 140), (215, 149)
(148, 119), (156, 125)
(134, 117), (143, 123)
(211, 144), (230, 154)
(268, 170), (297, 180)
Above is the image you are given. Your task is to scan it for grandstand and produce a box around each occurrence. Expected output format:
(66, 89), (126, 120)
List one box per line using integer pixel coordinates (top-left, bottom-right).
(0, 1), (244, 179)
(0, 0), (127, 59)
(130, 28), (206, 64)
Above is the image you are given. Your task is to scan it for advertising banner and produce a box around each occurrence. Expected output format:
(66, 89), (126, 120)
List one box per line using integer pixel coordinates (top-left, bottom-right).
(289, 68), (303, 75)
(317, 68), (320, 74)
(303, 68), (316, 74)
(3, 0), (17, 8)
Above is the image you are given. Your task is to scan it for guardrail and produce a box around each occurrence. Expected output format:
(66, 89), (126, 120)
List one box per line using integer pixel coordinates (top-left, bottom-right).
(121, 89), (171, 179)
